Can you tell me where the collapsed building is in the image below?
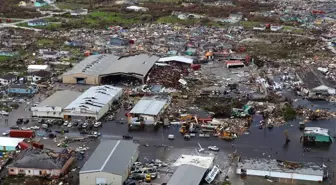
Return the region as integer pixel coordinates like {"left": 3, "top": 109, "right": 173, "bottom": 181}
{"left": 236, "top": 158, "right": 326, "bottom": 182}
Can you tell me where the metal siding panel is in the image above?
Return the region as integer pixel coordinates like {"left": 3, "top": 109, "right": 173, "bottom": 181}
{"left": 292, "top": 173, "right": 323, "bottom": 181}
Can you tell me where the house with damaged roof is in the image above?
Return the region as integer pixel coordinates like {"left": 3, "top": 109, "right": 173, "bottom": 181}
{"left": 296, "top": 68, "right": 335, "bottom": 96}
{"left": 7, "top": 148, "right": 74, "bottom": 178}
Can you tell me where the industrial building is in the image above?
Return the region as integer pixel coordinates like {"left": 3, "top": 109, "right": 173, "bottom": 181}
{"left": 0, "top": 137, "right": 24, "bottom": 151}
{"left": 62, "top": 54, "right": 159, "bottom": 85}
{"left": 167, "top": 164, "right": 207, "bottom": 185}
{"left": 79, "top": 140, "right": 139, "bottom": 185}
{"left": 63, "top": 85, "right": 123, "bottom": 120}
{"left": 31, "top": 90, "right": 81, "bottom": 118}
{"left": 129, "top": 95, "right": 170, "bottom": 125}
{"left": 236, "top": 158, "right": 325, "bottom": 182}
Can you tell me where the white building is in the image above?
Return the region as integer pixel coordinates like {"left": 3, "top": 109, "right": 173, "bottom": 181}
{"left": 31, "top": 90, "right": 81, "bottom": 118}
{"left": 63, "top": 85, "right": 123, "bottom": 120}
{"left": 129, "top": 96, "right": 170, "bottom": 125}
{"left": 27, "top": 65, "right": 50, "bottom": 73}
{"left": 79, "top": 140, "right": 139, "bottom": 185}
{"left": 0, "top": 74, "right": 17, "bottom": 86}
{"left": 236, "top": 158, "right": 325, "bottom": 182}
{"left": 126, "top": 6, "right": 148, "bottom": 12}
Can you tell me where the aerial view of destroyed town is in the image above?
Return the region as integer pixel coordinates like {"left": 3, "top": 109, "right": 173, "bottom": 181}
{"left": 0, "top": 0, "right": 336, "bottom": 185}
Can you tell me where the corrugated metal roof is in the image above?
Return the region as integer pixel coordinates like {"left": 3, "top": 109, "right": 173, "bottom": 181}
{"left": 237, "top": 158, "right": 324, "bottom": 176}
{"left": 167, "top": 165, "right": 207, "bottom": 185}
{"left": 130, "top": 96, "right": 168, "bottom": 116}
{"left": 80, "top": 140, "right": 138, "bottom": 175}
{"left": 63, "top": 54, "right": 159, "bottom": 78}
{"left": 158, "top": 56, "right": 194, "bottom": 64}
{"left": 64, "top": 85, "right": 122, "bottom": 114}
{"left": 38, "top": 90, "right": 81, "bottom": 108}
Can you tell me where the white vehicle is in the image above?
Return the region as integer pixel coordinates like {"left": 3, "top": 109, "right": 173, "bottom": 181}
{"left": 93, "top": 122, "right": 102, "bottom": 128}
{"left": 67, "top": 122, "right": 73, "bottom": 128}
{"left": 31, "top": 126, "right": 40, "bottom": 130}
{"left": 41, "top": 124, "right": 48, "bottom": 129}
{"left": 0, "top": 110, "right": 9, "bottom": 116}
{"left": 168, "top": 134, "right": 175, "bottom": 140}
{"left": 199, "top": 133, "right": 205, "bottom": 137}
{"left": 21, "top": 127, "right": 29, "bottom": 130}
{"left": 2, "top": 130, "right": 9, "bottom": 136}
{"left": 208, "top": 146, "right": 219, "bottom": 151}
{"left": 204, "top": 134, "right": 210, "bottom": 138}
{"left": 82, "top": 123, "right": 88, "bottom": 128}
{"left": 63, "top": 121, "right": 68, "bottom": 126}
{"left": 190, "top": 133, "right": 196, "bottom": 137}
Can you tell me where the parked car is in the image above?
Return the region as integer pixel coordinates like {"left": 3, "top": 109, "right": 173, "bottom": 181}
{"left": 30, "top": 126, "right": 40, "bottom": 130}
{"left": 168, "top": 134, "right": 175, "bottom": 140}
{"left": 123, "top": 135, "right": 133, "bottom": 140}
{"left": 63, "top": 121, "right": 69, "bottom": 126}
{"left": 93, "top": 122, "right": 102, "bottom": 128}
{"left": 0, "top": 110, "right": 9, "bottom": 116}
{"left": 21, "top": 127, "right": 29, "bottom": 130}
{"left": 208, "top": 146, "right": 219, "bottom": 151}
{"left": 2, "top": 130, "right": 10, "bottom": 136}
{"left": 16, "top": 118, "right": 23, "bottom": 124}
{"left": 67, "top": 122, "right": 73, "bottom": 128}
{"left": 82, "top": 123, "right": 88, "bottom": 128}
{"left": 23, "top": 119, "right": 29, "bottom": 124}
{"left": 10, "top": 125, "right": 20, "bottom": 129}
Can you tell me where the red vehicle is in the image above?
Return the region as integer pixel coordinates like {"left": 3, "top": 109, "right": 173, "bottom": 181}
{"left": 32, "top": 142, "right": 44, "bottom": 149}
{"left": 9, "top": 130, "right": 35, "bottom": 138}
{"left": 6, "top": 19, "right": 11, "bottom": 23}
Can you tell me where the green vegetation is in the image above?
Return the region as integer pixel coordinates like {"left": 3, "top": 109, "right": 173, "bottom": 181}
{"left": 240, "top": 21, "right": 261, "bottom": 28}
{"left": 282, "top": 105, "right": 297, "bottom": 121}
{"left": 0, "top": 56, "right": 11, "bottom": 62}
{"left": 37, "top": 38, "right": 55, "bottom": 46}
{"left": 16, "top": 22, "right": 61, "bottom": 30}
{"left": 56, "top": 2, "right": 88, "bottom": 9}
{"left": 283, "top": 26, "right": 305, "bottom": 34}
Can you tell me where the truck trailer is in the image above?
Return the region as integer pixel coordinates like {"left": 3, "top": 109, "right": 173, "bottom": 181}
{"left": 9, "top": 130, "right": 35, "bottom": 138}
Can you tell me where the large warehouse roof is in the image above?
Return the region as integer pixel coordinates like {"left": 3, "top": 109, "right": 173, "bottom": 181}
{"left": 63, "top": 54, "right": 159, "bottom": 78}
{"left": 38, "top": 90, "right": 81, "bottom": 108}
{"left": 80, "top": 140, "right": 138, "bottom": 175}
{"left": 64, "top": 85, "right": 122, "bottom": 113}
{"left": 167, "top": 165, "right": 207, "bottom": 185}
{"left": 130, "top": 96, "right": 169, "bottom": 116}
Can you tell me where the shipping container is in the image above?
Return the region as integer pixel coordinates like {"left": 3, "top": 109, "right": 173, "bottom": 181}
{"left": 18, "top": 141, "right": 30, "bottom": 150}
{"left": 9, "top": 130, "right": 35, "bottom": 138}
{"left": 32, "top": 142, "right": 44, "bottom": 149}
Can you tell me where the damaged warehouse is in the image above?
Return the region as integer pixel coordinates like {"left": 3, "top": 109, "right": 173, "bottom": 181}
{"left": 63, "top": 85, "right": 123, "bottom": 120}
{"left": 62, "top": 54, "right": 159, "bottom": 85}
{"left": 128, "top": 95, "right": 171, "bottom": 130}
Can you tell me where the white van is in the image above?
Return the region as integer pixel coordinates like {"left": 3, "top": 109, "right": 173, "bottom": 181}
{"left": 42, "top": 124, "right": 48, "bottom": 129}
{"left": 168, "top": 134, "right": 175, "bottom": 140}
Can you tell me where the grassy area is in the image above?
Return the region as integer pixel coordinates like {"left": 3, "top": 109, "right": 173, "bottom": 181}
{"left": 37, "top": 38, "right": 55, "bottom": 45}
{"left": 240, "top": 21, "right": 261, "bottom": 28}
{"left": 156, "top": 16, "right": 223, "bottom": 27}
{"left": 282, "top": 25, "right": 305, "bottom": 34}
{"left": 0, "top": 56, "right": 12, "bottom": 62}
{"left": 56, "top": 2, "right": 89, "bottom": 9}
{"left": 16, "top": 22, "right": 61, "bottom": 30}
{"left": 89, "top": 11, "right": 142, "bottom": 24}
